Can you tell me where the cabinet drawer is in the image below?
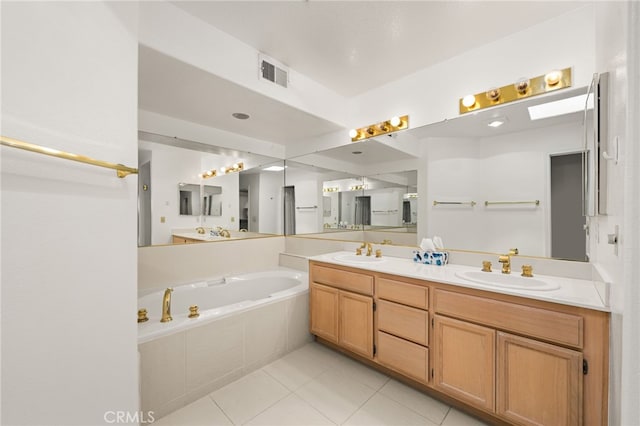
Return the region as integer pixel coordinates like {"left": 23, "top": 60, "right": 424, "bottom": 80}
{"left": 378, "top": 277, "right": 428, "bottom": 309}
{"left": 311, "top": 264, "right": 373, "bottom": 296}
{"left": 377, "top": 300, "right": 428, "bottom": 345}
{"left": 377, "top": 331, "right": 429, "bottom": 383}
{"left": 434, "top": 289, "right": 583, "bottom": 348}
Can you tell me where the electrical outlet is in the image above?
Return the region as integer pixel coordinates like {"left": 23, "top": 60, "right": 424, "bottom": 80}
{"left": 231, "top": 217, "right": 235, "bottom": 222}
{"left": 160, "top": 216, "right": 166, "bottom": 223}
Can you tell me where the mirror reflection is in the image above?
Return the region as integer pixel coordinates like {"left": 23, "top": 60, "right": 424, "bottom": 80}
{"left": 138, "top": 131, "right": 284, "bottom": 246}
{"left": 409, "top": 86, "right": 591, "bottom": 261}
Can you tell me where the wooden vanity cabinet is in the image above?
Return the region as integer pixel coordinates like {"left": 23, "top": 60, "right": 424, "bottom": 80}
{"left": 308, "top": 261, "right": 609, "bottom": 426}
{"left": 309, "top": 263, "right": 374, "bottom": 358}
{"left": 375, "top": 276, "right": 430, "bottom": 383}
{"left": 433, "top": 315, "right": 495, "bottom": 411}
{"left": 172, "top": 235, "right": 202, "bottom": 244}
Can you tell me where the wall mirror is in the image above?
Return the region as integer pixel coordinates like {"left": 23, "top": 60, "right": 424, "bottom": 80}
{"left": 410, "top": 85, "right": 593, "bottom": 261}
{"left": 138, "top": 131, "right": 284, "bottom": 246}
{"left": 285, "top": 139, "right": 419, "bottom": 244}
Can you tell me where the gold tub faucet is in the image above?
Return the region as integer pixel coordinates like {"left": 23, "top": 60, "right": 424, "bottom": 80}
{"left": 161, "top": 288, "right": 173, "bottom": 323}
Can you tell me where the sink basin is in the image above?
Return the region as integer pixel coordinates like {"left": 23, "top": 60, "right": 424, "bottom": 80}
{"left": 455, "top": 270, "right": 560, "bottom": 291}
{"left": 333, "top": 254, "right": 385, "bottom": 264}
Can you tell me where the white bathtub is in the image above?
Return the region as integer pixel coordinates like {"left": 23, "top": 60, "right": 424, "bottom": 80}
{"left": 138, "top": 267, "right": 312, "bottom": 418}
{"left": 138, "top": 268, "right": 308, "bottom": 344}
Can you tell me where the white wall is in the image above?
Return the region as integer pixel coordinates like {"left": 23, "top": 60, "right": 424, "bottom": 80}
{"left": 349, "top": 5, "right": 596, "bottom": 130}
{"left": 258, "top": 171, "right": 284, "bottom": 234}
{"left": 592, "top": 2, "right": 640, "bottom": 424}
{"left": 424, "top": 121, "right": 583, "bottom": 256}
{"left": 1, "top": 2, "right": 139, "bottom": 424}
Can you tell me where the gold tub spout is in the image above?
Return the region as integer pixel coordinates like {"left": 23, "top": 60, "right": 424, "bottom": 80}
{"left": 161, "top": 288, "right": 173, "bottom": 323}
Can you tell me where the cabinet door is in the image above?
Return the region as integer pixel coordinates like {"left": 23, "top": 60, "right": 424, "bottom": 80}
{"left": 310, "top": 283, "right": 339, "bottom": 343}
{"left": 339, "top": 291, "right": 373, "bottom": 358}
{"left": 497, "top": 332, "right": 583, "bottom": 426}
{"left": 434, "top": 315, "right": 495, "bottom": 411}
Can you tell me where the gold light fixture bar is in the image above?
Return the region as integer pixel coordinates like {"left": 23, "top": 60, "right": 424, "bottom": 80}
{"left": 200, "top": 162, "right": 244, "bottom": 179}
{"left": 350, "top": 115, "right": 409, "bottom": 142}
{"left": 323, "top": 187, "right": 339, "bottom": 192}
{"left": 459, "top": 68, "right": 572, "bottom": 114}
{"left": 0, "top": 135, "right": 138, "bottom": 178}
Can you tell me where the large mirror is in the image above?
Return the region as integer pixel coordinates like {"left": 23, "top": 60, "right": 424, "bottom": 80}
{"left": 138, "top": 131, "right": 284, "bottom": 246}
{"left": 285, "top": 139, "right": 419, "bottom": 244}
{"left": 410, "top": 85, "right": 592, "bottom": 261}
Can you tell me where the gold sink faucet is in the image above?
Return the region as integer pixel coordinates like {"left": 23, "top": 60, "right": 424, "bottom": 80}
{"left": 498, "top": 248, "right": 518, "bottom": 274}
{"left": 358, "top": 242, "right": 373, "bottom": 256}
{"left": 160, "top": 288, "right": 173, "bottom": 323}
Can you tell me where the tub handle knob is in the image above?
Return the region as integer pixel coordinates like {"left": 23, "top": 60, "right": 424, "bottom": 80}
{"left": 137, "top": 309, "right": 149, "bottom": 323}
{"left": 188, "top": 305, "right": 200, "bottom": 319}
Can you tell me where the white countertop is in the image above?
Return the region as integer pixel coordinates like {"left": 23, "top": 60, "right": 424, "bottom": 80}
{"left": 309, "top": 251, "right": 609, "bottom": 312}
{"left": 172, "top": 232, "right": 236, "bottom": 242}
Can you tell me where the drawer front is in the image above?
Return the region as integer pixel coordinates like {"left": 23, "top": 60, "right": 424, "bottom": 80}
{"left": 311, "top": 264, "right": 374, "bottom": 296}
{"left": 378, "top": 277, "right": 428, "bottom": 309}
{"left": 377, "top": 300, "right": 428, "bottom": 345}
{"left": 434, "top": 289, "right": 583, "bottom": 348}
{"left": 377, "top": 331, "right": 429, "bottom": 383}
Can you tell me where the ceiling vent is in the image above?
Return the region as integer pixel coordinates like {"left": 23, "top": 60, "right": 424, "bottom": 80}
{"left": 259, "top": 54, "right": 288, "bottom": 88}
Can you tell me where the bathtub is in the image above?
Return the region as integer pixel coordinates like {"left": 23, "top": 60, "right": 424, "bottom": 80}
{"left": 138, "top": 267, "right": 312, "bottom": 419}
{"left": 138, "top": 268, "right": 308, "bottom": 344}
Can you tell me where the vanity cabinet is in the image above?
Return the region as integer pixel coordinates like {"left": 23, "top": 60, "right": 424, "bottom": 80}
{"left": 375, "top": 276, "right": 430, "bottom": 383}
{"left": 309, "top": 264, "right": 374, "bottom": 358}
{"left": 308, "top": 261, "right": 609, "bottom": 426}
{"left": 171, "top": 235, "right": 202, "bottom": 244}
{"left": 434, "top": 288, "right": 586, "bottom": 426}
{"left": 433, "top": 315, "right": 495, "bottom": 411}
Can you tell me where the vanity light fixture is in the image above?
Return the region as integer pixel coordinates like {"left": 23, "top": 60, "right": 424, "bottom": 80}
{"left": 349, "top": 115, "right": 409, "bottom": 142}
{"left": 459, "top": 67, "right": 572, "bottom": 114}
{"left": 199, "top": 169, "right": 218, "bottom": 179}
{"left": 349, "top": 184, "right": 365, "bottom": 191}
{"left": 323, "top": 187, "right": 339, "bottom": 192}
{"left": 221, "top": 162, "right": 244, "bottom": 174}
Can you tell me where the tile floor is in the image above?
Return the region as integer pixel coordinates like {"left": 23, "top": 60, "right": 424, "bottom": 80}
{"left": 154, "top": 342, "right": 489, "bottom": 426}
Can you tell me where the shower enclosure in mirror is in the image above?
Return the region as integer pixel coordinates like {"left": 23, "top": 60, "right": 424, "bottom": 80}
{"left": 138, "top": 131, "right": 284, "bottom": 246}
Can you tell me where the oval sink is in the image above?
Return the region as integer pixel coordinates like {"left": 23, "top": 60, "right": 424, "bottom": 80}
{"left": 333, "top": 254, "right": 385, "bottom": 264}
{"left": 455, "top": 270, "right": 560, "bottom": 291}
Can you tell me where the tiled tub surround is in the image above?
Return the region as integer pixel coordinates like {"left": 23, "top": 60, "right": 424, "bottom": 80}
{"left": 139, "top": 268, "right": 312, "bottom": 419}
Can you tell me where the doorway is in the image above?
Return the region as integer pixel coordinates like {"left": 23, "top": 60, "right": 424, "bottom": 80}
{"left": 550, "top": 153, "right": 587, "bottom": 261}
{"left": 284, "top": 186, "right": 296, "bottom": 235}
{"left": 138, "top": 161, "right": 151, "bottom": 246}
{"left": 355, "top": 196, "right": 371, "bottom": 226}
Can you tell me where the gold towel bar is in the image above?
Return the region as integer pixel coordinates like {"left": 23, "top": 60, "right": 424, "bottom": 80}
{"left": 1, "top": 135, "right": 138, "bottom": 178}
{"left": 433, "top": 200, "right": 477, "bottom": 206}
{"left": 484, "top": 200, "right": 540, "bottom": 206}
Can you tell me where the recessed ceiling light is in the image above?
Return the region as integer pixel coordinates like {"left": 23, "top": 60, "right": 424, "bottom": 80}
{"left": 487, "top": 118, "right": 506, "bottom": 128}
{"left": 352, "top": 151, "right": 362, "bottom": 155}
{"left": 232, "top": 112, "right": 250, "bottom": 120}
{"left": 528, "top": 94, "right": 593, "bottom": 121}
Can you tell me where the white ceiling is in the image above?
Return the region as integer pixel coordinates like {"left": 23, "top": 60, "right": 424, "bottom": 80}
{"left": 170, "top": 1, "right": 587, "bottom": 97}
{"left": 140, "top": 1, "right": 589, "bottom": 152}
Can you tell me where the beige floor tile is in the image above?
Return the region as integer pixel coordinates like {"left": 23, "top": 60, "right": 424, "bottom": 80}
{"left": 442, "top": 408, "right": 490, "bottom": 426}
{"left": 210, "top": 370, "right": 289, "bottom": 425}
{"left": 379, "top": 379, "right": 450, "bottom": 424}
{"left": 153, "top": 396, "right": 232, "bottom": 426}
{"left": 344, "top": 393, "right": 438, "bottom": 426}
{"left": 295, "top": 369, "right": 377, "bottom": 424}
{"left": 262, "top": 344, "right": 331, "bottom": 391}
{"left": 245, "top": 393, "right": 335, "bottom": 425}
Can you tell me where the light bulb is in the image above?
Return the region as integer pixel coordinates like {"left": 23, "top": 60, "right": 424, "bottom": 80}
{"left": 544, "top": 70, "right": 562, "bottom": 86}
{"left": 348, "top": 129, "right": 358, "bottom": 139}
{"left": 389, "top": 116, "right": 401, "bottom": 127}
{"left": 233, "top": 163, "right": 239, "bottom": 169}
{"left": 514, "top": 77, "right": 530, "bottom": 94}
{"left": 462, "top": 95, "right": 476, "bottom": 108}
{"left": 486, "top": 87, "right": 501, "bottom": 102}
{"left": 220, "top": 167, "right": 226, "bottom": 173}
